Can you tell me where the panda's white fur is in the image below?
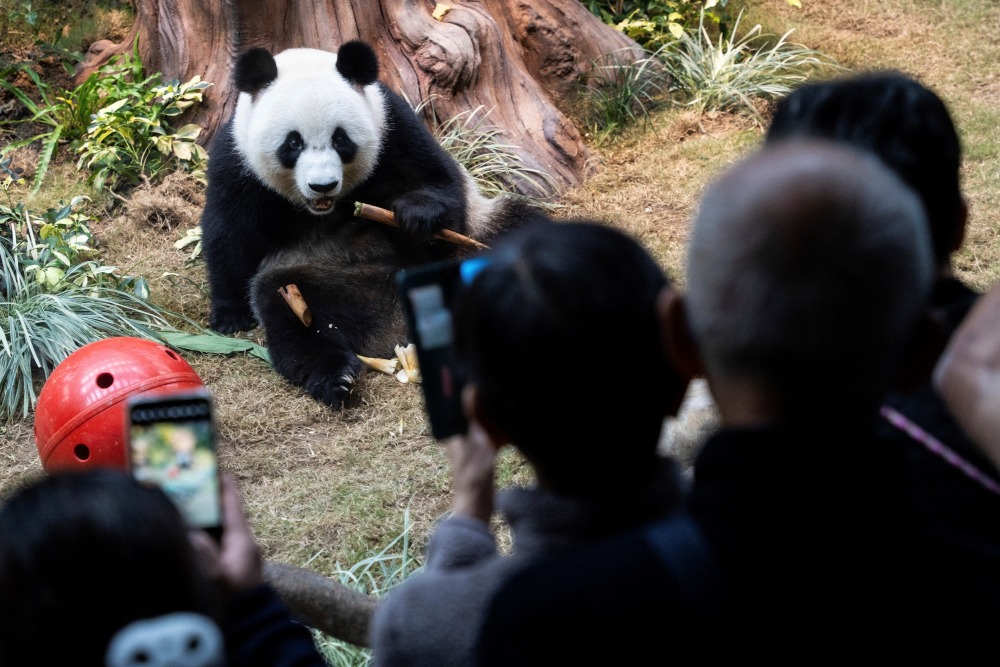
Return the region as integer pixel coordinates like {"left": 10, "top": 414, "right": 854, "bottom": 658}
{"left": 231, "top": 48, "right": 387, "bottom": 215}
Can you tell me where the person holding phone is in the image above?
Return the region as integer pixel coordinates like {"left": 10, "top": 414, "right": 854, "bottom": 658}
{"left": 0, "top": 468, "right": 328, "bottom": 667}
{"left": 368, "top": 220, "right": 692, "bottom": 666}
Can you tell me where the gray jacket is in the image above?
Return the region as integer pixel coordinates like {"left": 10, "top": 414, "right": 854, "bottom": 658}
{"left": 368, "top": 458, "right": 684, "bottom": 666}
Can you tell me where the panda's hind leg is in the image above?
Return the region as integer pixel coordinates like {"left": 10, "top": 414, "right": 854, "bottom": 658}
{"left": 250, "top": 253, "right": 401, "bottom": 409}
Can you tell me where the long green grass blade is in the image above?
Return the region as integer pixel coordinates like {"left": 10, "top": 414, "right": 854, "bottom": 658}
{"left": 29, "top": 124, "right": 62, "bottom": 196}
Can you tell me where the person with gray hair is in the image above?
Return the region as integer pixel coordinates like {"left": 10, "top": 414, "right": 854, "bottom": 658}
{"left": 683, "top": 138, "right": 934, "bottom": 426}
{"left": 475, "top": 139, "right": 938, "bottom": 662}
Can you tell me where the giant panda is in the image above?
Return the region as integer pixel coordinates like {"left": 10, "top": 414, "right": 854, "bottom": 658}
{"left": 199, "top": 40, "right": 548, "bottom": 408}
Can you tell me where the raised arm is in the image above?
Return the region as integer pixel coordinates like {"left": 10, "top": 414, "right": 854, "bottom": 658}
{"left": 934, "top": 280, "right": 1000, "bottom": 468}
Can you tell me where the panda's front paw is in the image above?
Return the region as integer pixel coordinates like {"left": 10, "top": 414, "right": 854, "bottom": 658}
{"left": 393, "top": 195, "right": 463, "bottom": 239}
{"left": 209, "top": 305, "right": 257, "bottom": 334}
{"left": 301, "top": 354, "right": 364, "bottom": 409}
{"left": 304, "top": 371, "right": 356, "bottom": 409}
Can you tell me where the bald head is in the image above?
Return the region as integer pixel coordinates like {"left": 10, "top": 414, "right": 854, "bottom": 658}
{"left": 685, "top": 139, "right": 934, "bottom": 422}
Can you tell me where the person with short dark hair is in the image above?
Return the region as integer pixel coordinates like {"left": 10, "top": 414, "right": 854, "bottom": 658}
{"left": 367, "top": 220, "right": 691, "bottom": 666}
{"left": 766, "top": 70, "right": 965, "bottom": 272}
{"left": 766, "top": 70, "right": 1000, "bottom": 614}
{"left": 475, "top": 139, "right": 936, "bottom": 662}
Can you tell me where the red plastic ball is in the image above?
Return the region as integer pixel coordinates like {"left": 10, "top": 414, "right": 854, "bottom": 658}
{"left": 33, "top": 337, "right": 205, "bottom": 472}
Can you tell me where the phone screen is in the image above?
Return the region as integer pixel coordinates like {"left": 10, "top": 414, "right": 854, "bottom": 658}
{"left": 127, "top": 391, "right": 222, "bottom": 539}
{"left": 397, "top": 259, "right": 468, "bottom": 440}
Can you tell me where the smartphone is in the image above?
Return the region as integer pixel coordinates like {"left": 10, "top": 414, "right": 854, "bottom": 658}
{"left": 126, "top": 389, "right": 223, "bottom": 540}
{"left": 396, "top": 258, "right": 469, "bottom": 440}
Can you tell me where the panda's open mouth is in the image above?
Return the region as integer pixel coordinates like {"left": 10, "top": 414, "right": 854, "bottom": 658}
{"left": 308, "top": 197, "right": 335, "bottom": 214}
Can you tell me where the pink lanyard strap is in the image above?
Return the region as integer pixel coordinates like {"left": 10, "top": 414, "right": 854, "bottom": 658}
{"left": 880, "top": 404, "right": 1000, "bottom": 497}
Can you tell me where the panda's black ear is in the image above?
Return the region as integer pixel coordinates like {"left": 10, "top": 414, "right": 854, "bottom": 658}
{"left": 336, "top": 40, "right": 379, "bottom": 88}
{"left": 234, "top": 48, "right": 279, "bottom": 96}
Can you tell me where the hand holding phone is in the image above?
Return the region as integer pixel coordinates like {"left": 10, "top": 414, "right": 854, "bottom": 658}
{"left": 187, "top": 474, "right": 263, "bottom": 592}
{"left": 127, "top": 390, "right": 223, "bottom": 541}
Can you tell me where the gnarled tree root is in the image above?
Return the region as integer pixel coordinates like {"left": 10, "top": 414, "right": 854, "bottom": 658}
{"left": 264, "top": 560, "right": 379, "bottom": 648}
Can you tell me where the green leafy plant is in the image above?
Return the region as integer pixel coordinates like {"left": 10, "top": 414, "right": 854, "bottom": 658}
{"left": 0, "top": 195, "right": 121, "bottom": 291}
{"left": 0, "top": 63, "right": 74, "bottom": 197}
{"left": 0, "top": 41, "right": 143, "bottom": 196}
{"left": 585, "top": 1, "right": 736, "bottom": 49}
{"left": 3, "top": 0, "right": 86, "bottom": 65}
{"left": 576, "top": 48, "right": 671, "bottom": 145}
{"left": 0, "top": 34, "right": 210, "bottom": 195}
{"left": 0, "top": 228, "right": 178, "bottom": 420}
{"left": 0, "top": 5, "right": 125, "bottom": 194}
{"left": 586, "top": 1, "right": 806, "bottom": 49}
{"left": 75, "top": 57, "right": 211, "bottom": 193}
{"left": 0, "top": 195, "right": 265, "bottom": 420}
{"left": 657, "top": 7, "right": 842, "bottom": 118}
{"left": 5, "top": 1, "right": 40, "bottom": 39}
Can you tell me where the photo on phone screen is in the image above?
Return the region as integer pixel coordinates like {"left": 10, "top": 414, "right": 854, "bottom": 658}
{"left": 127, "top": 391, "right": 222, "bottom": 539}
{"left": 396, "top": 259, "right": 468, "bottom": 440}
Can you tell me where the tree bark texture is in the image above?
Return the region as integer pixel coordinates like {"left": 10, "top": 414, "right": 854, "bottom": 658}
{"left": 76, "top": 0, "right": 646, "bottom": 195}
{"left": 264, "top": 560, "right": 379, "bottom": 647}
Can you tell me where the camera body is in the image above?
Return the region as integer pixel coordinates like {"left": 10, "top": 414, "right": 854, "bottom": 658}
{"left": 126, "top": 389, "right": 223, "bottom": 540}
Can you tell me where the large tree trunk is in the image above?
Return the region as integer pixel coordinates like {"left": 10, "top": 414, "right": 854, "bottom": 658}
{"left": 76, "top": 0, "right": 646, "bottom": 196}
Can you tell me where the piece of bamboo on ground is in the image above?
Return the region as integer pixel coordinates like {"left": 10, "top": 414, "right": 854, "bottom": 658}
{"left": 353, "top": 201, "right": 489, "bottom": 250}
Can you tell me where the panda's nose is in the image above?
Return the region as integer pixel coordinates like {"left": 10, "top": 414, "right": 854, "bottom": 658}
{"left": 309, "top": 180, "right": 340, "bottom": 194}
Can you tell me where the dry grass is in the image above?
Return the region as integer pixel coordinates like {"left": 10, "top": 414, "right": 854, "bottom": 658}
{"left": 3, "top": 0, "right": 1000, "bottom": 579}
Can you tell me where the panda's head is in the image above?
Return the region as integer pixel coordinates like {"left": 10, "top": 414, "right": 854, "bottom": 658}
{"left": 230, "top": 41, "right": 386, "bottom": 215}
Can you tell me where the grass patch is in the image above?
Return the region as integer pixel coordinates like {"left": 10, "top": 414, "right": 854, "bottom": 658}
{"left": 311, "top": 511, "right": 420, "bottom": 665}
{"left": 574, "top": 47, "right": 671, "bottom": 145}
{"left": 432, "top": 105, "right": 560, "bottom": 201}
{"left": 658, "top": 7, "right": 844, "bottom": 119}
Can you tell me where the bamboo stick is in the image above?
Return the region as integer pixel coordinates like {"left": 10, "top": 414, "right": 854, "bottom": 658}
{"left": 353, "top": 202, "right": 489, "bottom": 250}
{"left": 278, "top": 284, "right": 312, "bottom": 327}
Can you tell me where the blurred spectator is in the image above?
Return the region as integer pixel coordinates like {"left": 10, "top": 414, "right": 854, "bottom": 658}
{"left": 368, "top": 220, "right": 691, "bottom": 666}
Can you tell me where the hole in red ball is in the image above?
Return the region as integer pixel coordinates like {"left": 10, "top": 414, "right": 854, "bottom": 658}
{"left": 165, "top": 349, "right": 179, "bottom": 360}
{"left": 96, "top": 372, "right": 113, "bottom": 388}
{"left": 73, "top": 443, "right": 91, "bottom": 461}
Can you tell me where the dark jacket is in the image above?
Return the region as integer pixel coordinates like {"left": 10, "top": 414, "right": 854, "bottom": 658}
{"left": 476, "top": 426, "right": 916, "bottom": 663}
{"left": 877, "top": 277, "right": 1000, "bottom": 614}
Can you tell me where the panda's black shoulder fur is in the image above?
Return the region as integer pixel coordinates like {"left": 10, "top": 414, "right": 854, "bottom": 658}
{"left": 347, "top": 84, "right": 469, "bottom": 215}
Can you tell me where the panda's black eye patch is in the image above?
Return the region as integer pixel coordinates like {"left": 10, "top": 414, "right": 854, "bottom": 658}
{"left": 278, "top": 131, "right": 304, "bottom": 168}
{"left": 332, "top": 128, "right": 357, "bottom": 164}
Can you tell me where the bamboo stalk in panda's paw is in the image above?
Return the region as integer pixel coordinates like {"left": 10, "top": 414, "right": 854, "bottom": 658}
{"left": 353, "top": 202, "right": 490, "bottom": 250}
{"left": 278, "top": 283, "right": 312, "bottom": 327}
